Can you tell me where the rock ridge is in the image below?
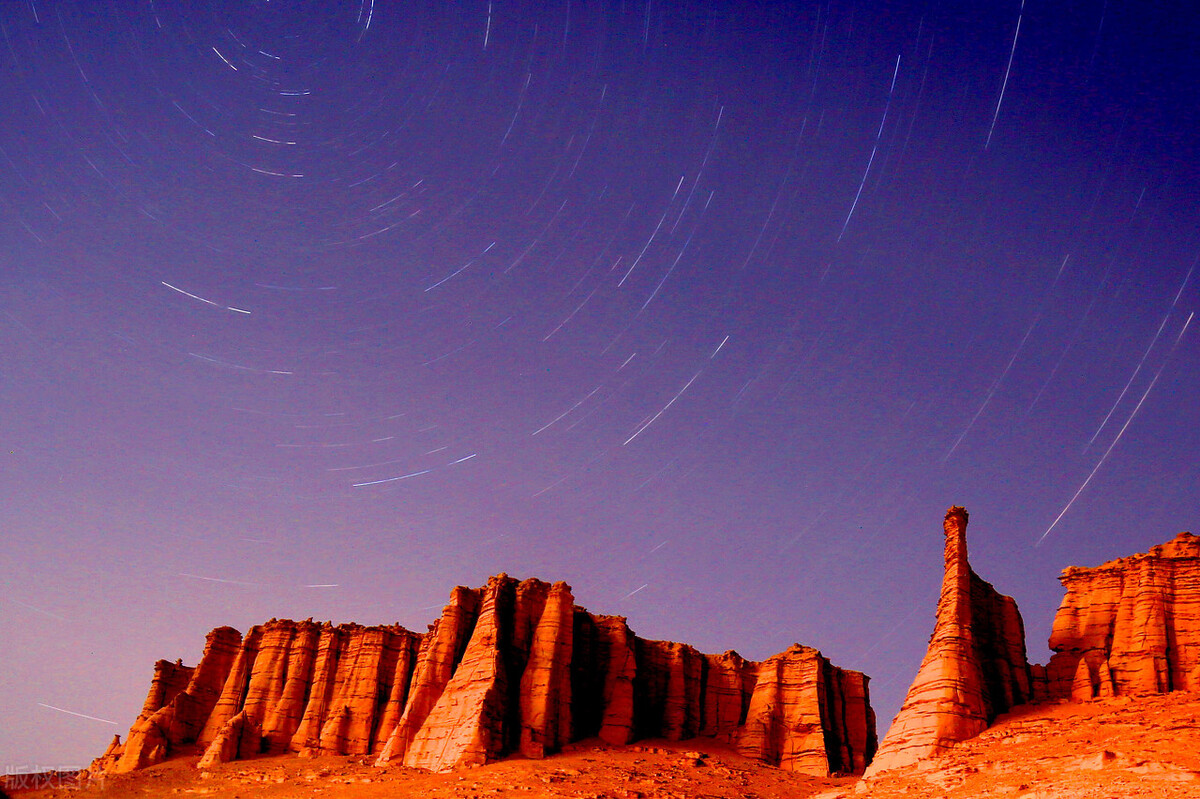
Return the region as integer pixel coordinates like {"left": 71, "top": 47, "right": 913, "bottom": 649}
{"left": 1038, "top": 530, "right": 1200, "bottom": 700}
{"left": 90, "top": 574, "right": 876, "bottom": 777}
{"left": 867, "top": 511, "right": 1199, "bottom": 779}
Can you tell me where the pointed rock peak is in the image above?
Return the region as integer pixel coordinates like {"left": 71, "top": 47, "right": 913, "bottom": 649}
{"left": 864, "top": 506, "right": 1030, "bottom": 778}
{"left": 942, "top": 506, "right": 970, "bottom": 565}
{"left": 944, "top": 505, "right": 968, "bottom": 530}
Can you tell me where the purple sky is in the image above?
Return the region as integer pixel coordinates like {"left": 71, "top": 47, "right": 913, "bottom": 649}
{"left": 2, "top": 0, "right": 1197, "bottom": 770}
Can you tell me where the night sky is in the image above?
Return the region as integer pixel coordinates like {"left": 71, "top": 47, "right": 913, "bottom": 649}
{"left": 3, "top": 0, "right": 1198, "bottom": 770}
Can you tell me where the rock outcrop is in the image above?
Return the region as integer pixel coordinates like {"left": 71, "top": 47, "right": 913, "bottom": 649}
{"left": 864, "top": 507, "right": 1031, "bottom": 777}
{"left": 91, "top": 575, "right": 875, "bottom": 777}
{"left": 739, "top": 644, "right": 876, "bottom": 774}
{"left": 865, "top": 511, "right": 1200, "bottom": 779}
{"left": 519, "top": 581, "right": 575, "bottom": 758}
{"left": 1039, "top": 531, "right": 1200, "bottom": 699}
{"left": 87, "top": 626, "right": 243, "bottom": 774}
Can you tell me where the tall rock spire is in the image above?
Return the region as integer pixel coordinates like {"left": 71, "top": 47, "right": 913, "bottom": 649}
{"left": 864, "top": 507, "right": 1030, "bottom": 777}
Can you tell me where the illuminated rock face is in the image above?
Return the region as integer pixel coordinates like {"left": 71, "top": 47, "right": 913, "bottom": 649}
{"left": 1041, "top": 532, "right": 1200, "bottom": 700}
{"left": 739, "top": 645, "right": 876, "bottom": 775}
{"left": 864, "top": 513, "right": 1200, "bottom": 779}
{"left": 91, "top": 626, "right": 242, "bottom": 774}
{"left": 90, "top": 575, "right": 876, "bottom": 777}
{"left": 864, "top": 507, "right": 1032, "bottom": 777}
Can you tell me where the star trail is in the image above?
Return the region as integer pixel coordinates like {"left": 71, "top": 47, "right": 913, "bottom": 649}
{"left": 2, "top": 0, "right": 1198, "bottom": 768}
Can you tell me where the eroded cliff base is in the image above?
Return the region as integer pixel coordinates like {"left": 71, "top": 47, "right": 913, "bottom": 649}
{"left": 12, "top": 694, "right": 1200, "bottom": 799}
{"left": 851, "top": 692, "right": 1200, "bottom": 799}
{"left": 867, "top": 512, "right": 1200, "bottom": 780}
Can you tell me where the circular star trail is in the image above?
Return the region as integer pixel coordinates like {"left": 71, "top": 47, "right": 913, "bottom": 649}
{"left": 2, "top": 0, "right": 1197, "bottom": 766}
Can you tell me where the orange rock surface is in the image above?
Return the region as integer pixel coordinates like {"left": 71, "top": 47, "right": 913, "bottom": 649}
{"left": 519, "top": 581, "right": 575, "bottom": 759}
{"left": 739, "top": 644, "right": 876, "bottom": 775}
{"left": 16, "top": 694, "right": 1200, "bottom": 799}
{"left": 864, "top": 507, "right": 1031, "bottom": 776}
{"left": 90, "top": 574, "right": 875, "bottom": 777}
{"left": 866, "top": 514, "right": 1200, "bottom": 780}
{"left": 373, "top": 586, "right": 482, "bottom": 766}
{"left": 398, "top": 575, "right": 513, "bottom": 771}
{"left": 89, "top": 626, "right": 242, "bottom": 774}
{"left": 1042, "top": 531, "right": 1200, "bottom": 699}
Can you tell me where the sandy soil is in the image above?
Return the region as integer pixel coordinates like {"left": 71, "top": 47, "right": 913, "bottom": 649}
{"left": 8, "top": 694, "right": 1199, "bottom": 799}
{"left": 5, "top": 738, "right": 851, "bottom": 799}
{"left": 854, "top": 692, "right": 1200, "bottom": 799}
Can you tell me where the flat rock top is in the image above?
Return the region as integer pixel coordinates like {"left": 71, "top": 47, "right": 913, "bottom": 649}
{"left": 1072, "top": 531, "right": 1200, "bottom": 574}
{"left": 11, "top": 694, "right": 1200, "bottom": 799}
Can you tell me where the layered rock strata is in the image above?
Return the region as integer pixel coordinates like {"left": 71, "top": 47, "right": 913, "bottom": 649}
{"left": 1038, "top": 531, "right": 1200, "bottom": 699}
{"left": 864, "top": 507, "right": 1031, "bottom": 777}
{"left": 91, "top": 575, "right": 875, "bottom": 777}
{"left": 865, "top": 512, "right": 1200, "bottom": 778}
{"left": 740, "top": 645, "right": 876, "bottom": 775}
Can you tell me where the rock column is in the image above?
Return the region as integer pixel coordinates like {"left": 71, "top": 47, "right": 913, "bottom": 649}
{"left": 864, "top": 507, "right": 1030, "bottom": 776}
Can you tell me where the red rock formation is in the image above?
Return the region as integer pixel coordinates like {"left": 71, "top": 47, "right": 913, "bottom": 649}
{"left": 856, "top": 514, "right": 1200, "bottom": 780}
{"left": 240, "top": 621, "right": 291, "bottom": 726}
{"left": 197, "top": 709, "right": 259, "bottom": 769}
{"left": 138, "top": 659, "right": 193, "bottom": 719}
{"left": 373, "top": 586, "right": 481, "bottom": 765}
{"left": 591, "top": 614, "right": 638, "bottom": 746}
{"left": 95, "top": 626, "right": 242, "bottom": 774}
{"left": 370, "top": 630, "right": 422, "bottom": 753}
{"left": 519, "top": 581, "right": 574, "bottom": 758}
{"left": 633, "top": 639, "right": 705, "bottom": 741}
{"left": 836, "top": 668, "right": 876, "bottom": 774}
{"left": 738, "top": 644, "right": 876, "bottom": 776}
{"left": 197, "top": 626, "right": 262, "bottom": 748}
{"left": 290, "top": 623, "right": 341, "bottom": 753}
{"left": 400, "top": 575, "right": 514, "bottom": 770}
{"left": 259, "top": 620, "right": 319, "bottom": 752}
{"left": 864, "top": 507, "right": 1031, "bottom": 777}
{"left": 1043, "top": 531, "right": 1200, "bottom": 698}
{"left": 95, "top": 575, "right": 875, "bottom": 777}
{"left": 700, "top": 651, "right": 755, "bottom": 742}
{"left": 316, "top": 625, "right": 403, "bottom": 756}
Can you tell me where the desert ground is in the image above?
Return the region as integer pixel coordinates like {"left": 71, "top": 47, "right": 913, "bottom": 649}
{"left": 7, "top": 693, "right": 1199, "bottom": 799}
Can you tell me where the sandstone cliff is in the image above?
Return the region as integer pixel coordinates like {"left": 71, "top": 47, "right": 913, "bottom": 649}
{"left": 739, "top": 644, "right": 875, "bottom": 774}
{"left": 1040, "top": 531, "right": 1200, "bottom": 699}
{"left": 864, "top": 507, "right": 1031, "bottom": 777}
{"left": 865, "top": 512, "right": 1200, "bottom": 779}
{"left": 91, "top": 575, "right": 875, "bottom": 777}
{"left": 88, "top": 626, "right": 243, "bottom": 774}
